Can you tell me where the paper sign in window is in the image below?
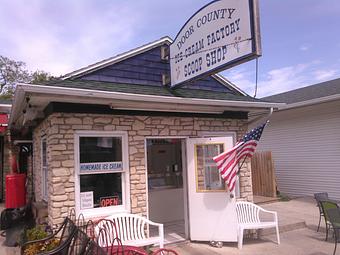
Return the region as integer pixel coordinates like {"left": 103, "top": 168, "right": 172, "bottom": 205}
{"left": 80, "top": 191, "right": 94, "bottom": 209}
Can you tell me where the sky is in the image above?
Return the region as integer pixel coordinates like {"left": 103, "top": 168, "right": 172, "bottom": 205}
{"left": 1, "top": 0, "right": 340, "bottom": 97}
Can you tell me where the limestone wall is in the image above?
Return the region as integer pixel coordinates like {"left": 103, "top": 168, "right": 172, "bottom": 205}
{"left": 32, "top": 112, "right": 253, "bottom": 226}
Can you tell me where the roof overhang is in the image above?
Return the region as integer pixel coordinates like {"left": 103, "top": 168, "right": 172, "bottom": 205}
{"left": 274, "top": 93, "right": 340, "bottom": 111}
{"left": 10, "top": 83, "right": 284, "bottom": 129}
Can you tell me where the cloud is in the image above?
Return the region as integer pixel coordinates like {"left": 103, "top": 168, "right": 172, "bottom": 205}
{"left": 0, "top": 0, "right": 142, "bottom": 75}
{"left": 224, "top": 61, "right": 340, "bottom": 98}
{"left": 299, "top": 45, "right": 310, "bottom": 51}
{"left": 224, "top": 68, "right": 255, "bottom": 95}
{"left": 313, "top": 69, "right": 338, "bottom": 81}
{"left": 257, "top": 64, "right": 312, "bottom": 97}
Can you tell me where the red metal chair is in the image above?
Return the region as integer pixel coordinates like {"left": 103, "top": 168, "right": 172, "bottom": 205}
{"left": 152, "top": 248, "right": 179, "bottom": 255}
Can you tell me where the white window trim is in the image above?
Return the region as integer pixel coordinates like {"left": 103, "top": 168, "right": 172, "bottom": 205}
{"left": 41, "top": 137, "right": 48, "bottom": 202}
{"left": 74, "top": 131, "right": 130, "bottom": 218}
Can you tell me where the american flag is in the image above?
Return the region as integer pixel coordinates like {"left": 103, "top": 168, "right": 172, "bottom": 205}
{"left": 213, "top": 122, "right": 267, "bottom": 192}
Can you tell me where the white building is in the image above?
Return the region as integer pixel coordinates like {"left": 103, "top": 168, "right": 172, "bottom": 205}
{"left": 258, "top": 78, "right": 340, "bottom": 200}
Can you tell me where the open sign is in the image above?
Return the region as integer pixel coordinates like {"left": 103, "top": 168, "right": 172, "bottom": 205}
{"left": 100, "top": 196, "right": 120, "bottom": 207}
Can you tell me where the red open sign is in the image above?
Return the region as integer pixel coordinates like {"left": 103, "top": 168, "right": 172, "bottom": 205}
{"left": 100, "top": 196, "right": 119, "bottom": 207}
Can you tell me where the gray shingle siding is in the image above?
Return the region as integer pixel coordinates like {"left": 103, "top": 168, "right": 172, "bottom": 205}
{"left": 78, "top": 45, "right": 234, "bottom": 93}
{"left": 262, "top": 78, "right": 340, "bottom": 104}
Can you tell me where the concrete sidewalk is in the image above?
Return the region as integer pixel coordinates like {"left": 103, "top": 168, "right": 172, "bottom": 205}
{"left": 166, "top": 196, "right": 335, "bottom": 255}
{"left": 1, "top": 197, "right": 336, "bottom": 255}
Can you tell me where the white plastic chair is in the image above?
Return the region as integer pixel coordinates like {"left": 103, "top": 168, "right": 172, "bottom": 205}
{"left": 235, "top": 201, "right": 280, "bottom": 249}
{"left": 96, "top": 213, "right": 164, "bottom": 248}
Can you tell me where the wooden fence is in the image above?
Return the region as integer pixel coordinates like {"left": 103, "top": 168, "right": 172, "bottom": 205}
{"left": 251, "top": 151, "right": 277, "bottom": 197}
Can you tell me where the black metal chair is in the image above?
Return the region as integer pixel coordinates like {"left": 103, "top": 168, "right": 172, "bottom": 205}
{"left": 325, "top": 208, "right": 340, "bottom": 255}
{"left": 314, "top": 192, "right": 329, "bottom": 231}
{"left": 21, "top": 217, "right": 77, "bottom": 255}
{"left": 319, "top": 199, "right": 339, "bottom": 241}
{"left": 69, "top": 229, "right": 91, "bottom": 255}
{"left": 84, "top": 240, "right": 108, "bottom": 255}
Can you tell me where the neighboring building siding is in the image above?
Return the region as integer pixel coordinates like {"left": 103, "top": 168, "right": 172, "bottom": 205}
{"left": 33, "top": 112, "right": 252, "bottom": 226}
{"left": 257, "top": 100, "right": 340, "bottom": 200}
{"left": 79, "top": 46, "right": 234, "bottom": 93}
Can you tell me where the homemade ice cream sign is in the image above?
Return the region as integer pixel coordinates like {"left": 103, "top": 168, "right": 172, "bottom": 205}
{"left": 170, "top": 0, "right": 261, "bottom": 88}
{"left": 80, "top": 161, "right": 122, "bottom": 172}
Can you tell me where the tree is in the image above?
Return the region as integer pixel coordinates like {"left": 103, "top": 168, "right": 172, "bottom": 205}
{"left": 31, "top": 70, "right": 53, "bottom": 84}
{"left": 0, "top": 55, "right": 30, "bottom": 97}
{"left": 0, "top": 55, "right": 53, "bottom": 99}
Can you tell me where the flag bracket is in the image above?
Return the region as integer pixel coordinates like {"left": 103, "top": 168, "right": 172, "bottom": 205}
{"left": 247, "top": 107, "right": 273, "bottom": 126}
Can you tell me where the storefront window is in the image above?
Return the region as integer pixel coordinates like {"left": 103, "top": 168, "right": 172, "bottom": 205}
{"left": 76, "top": 132, "right": 129, "bottom": 216}
{"left": 41, "top": 138, "right": 48, "bottom": 201}
{"left": 80, "top": 173, "right": 122, "bottom": 208}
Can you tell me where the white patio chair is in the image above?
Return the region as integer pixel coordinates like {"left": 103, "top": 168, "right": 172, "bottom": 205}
{"left": 235, "top": 201, "right": 280, "bottom": 249}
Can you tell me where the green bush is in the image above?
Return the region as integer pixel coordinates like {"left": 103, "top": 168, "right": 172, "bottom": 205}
{"left": 22, "top": 226, "right": 59, "bottom": 255}
{"left": 25, "top": 226, "right": 49, "bottom": 241}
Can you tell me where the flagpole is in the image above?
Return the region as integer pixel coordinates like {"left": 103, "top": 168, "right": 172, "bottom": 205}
{"left": 238, "top": 156, "right": 248, "bottom": 172}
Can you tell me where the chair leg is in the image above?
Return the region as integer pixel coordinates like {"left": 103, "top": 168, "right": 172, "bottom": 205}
{"left": 276, "top": 225, "right": 280, "bottom": 245}
{"left": 317, "top": 214, "right": 321, "bottom": 232}
{"left": 326, "top": 223, "right": 329, "bottom": 241}
{"left": 238, "top": 228, "right": 244, "bottom": 249}
{"left": 333, "top": 240, "right": 337, "bottom": 255}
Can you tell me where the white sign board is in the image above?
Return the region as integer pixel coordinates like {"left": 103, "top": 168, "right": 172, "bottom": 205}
{"left": 80, "top": 161, "right": 122, "bottom": 172}
{"left": 170, "top": 0, "right": 261, "bottom": 88}
{"left": 80, "top": 191, "right": 94, "bottom": 209}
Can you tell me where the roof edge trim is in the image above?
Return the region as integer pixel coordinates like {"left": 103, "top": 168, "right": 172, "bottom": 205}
{"left": 17, "top": 83, "right": 284, "bottom": 109}
{"left": 62, "top": 36, "right": 173, "bottom": 80}
{"left": 279, "top": 93, "right": 340, "bottom": 111}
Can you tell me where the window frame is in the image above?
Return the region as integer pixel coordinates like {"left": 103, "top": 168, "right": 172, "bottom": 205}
{"left": 41, "top": 137, "right": 48, "bottom": 201}
{"left": 74, "top": 131, "right": 130, "bottom": 218}
{"left": 194, "top": 131, "right": 240, "bottom": 198}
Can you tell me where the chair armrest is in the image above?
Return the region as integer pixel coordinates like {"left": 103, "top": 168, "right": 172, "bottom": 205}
{"left": 143, "top": 218, "right": 163, "bottom": 228}
{"left": 259, "top": 208, "right": 278, "bottom": 222}
{"left": 143, "top": 218, "right": 164, "bottom": 243}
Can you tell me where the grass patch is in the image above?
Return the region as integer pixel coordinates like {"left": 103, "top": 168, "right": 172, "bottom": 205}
{"left": 277, "top": 192, "right": 291, "bottom": 201}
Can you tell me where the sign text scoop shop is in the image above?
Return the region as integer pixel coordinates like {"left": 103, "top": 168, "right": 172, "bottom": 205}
{"left": 183, "top": 45, "right": 228, "bottom": 78}
{"left": 174, "top": 17, "right": 241, "bottom": 79}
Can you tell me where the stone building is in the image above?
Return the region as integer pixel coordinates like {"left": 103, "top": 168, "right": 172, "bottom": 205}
{"left": 9, "top": 37, "right": 279, "bottom": 242}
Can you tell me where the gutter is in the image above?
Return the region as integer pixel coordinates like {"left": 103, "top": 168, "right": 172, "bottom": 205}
{"left": 17, "top": 83, "right": 284, "bottom": 108}
{"left": 10, "top": 83, "right": 285, "bottom": 128}
{"left": 278, "top": 94, "right": 340, "bottom": 111}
